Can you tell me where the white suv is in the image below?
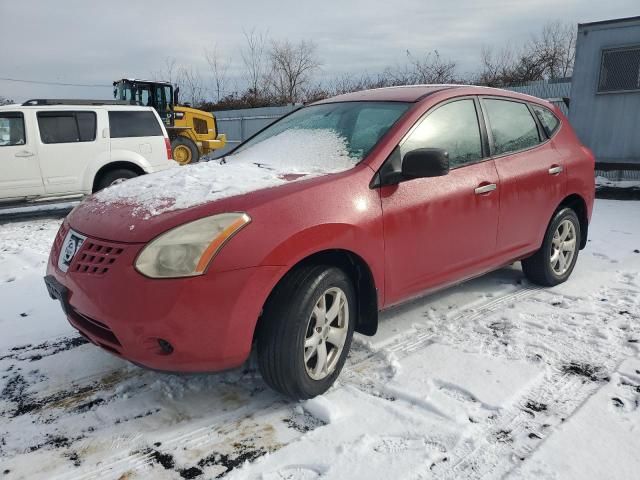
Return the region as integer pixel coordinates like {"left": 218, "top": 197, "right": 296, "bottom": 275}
{"left": 0, "top": 100, "right": 176, "bottom": 202}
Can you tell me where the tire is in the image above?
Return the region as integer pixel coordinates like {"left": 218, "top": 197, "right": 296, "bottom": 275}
{"left": 171, "top": 137, "right": 200, "bottom": 165}
{"left": 94, "top": 168, "right": 138, "bottom": 192}
{"left": 257, "top": 265, "right": 356, "bottom": 400}
{"left": 522, "top": 207, "right": 581, "bottom": 287}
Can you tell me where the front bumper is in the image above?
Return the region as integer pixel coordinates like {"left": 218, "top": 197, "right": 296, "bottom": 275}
{"left": 45, "top": 225, "right": 283, "bottom": 372}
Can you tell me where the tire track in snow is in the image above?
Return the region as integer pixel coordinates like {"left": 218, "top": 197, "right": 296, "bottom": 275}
{"left": 432, "top": 369, "right": 609, "bottom": 479}
{"left": 342, "top": 276, "right": 639, "bottom": 479}
{"left": 428, "top": 281, "right": 638, "bottom": 478}
{"left": 387, "top": 285, "right": 543, "bottom": 355}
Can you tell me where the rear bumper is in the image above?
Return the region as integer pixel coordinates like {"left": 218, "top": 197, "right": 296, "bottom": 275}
{"left": 45, "top": 227, "right": 283, "bottom": 372}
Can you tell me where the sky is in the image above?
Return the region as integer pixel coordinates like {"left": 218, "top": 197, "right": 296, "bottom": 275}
{"left": 1, "top": 0, "right": 638, "bottom": 102}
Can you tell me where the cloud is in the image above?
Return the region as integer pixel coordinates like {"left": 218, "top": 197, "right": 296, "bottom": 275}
{"left": 1, "top": 0, "right": 638, "bottom": 101}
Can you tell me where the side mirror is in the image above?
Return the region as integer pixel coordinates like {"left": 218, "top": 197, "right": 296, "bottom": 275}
{"left": 402, "top": 148, "right": 449, "bottom": 179}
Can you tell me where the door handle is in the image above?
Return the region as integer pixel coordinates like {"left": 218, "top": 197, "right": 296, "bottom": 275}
{"left": 15, "top": 150, "right": 35, "bottom": 158}
{"left": 474, "top": 183, "right": 497, "bottom": 195}
{"left": 548, "top": 165, "right": 563, "bottom": 175}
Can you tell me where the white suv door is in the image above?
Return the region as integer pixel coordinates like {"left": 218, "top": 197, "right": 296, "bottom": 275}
{"left": 0, "top": 110, "right": 45, "bottom": 199}
{"left": 35, "top": 109, "right": 108, "bottom": 195}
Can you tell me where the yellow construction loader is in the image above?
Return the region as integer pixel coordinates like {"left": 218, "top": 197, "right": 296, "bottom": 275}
{"left": 113, "top": 79, "right": 226, "bottom": 165}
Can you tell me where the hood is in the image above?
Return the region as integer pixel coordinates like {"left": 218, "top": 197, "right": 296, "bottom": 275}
{"left": 68, "top": 129, "right": 358, "bottom": 242}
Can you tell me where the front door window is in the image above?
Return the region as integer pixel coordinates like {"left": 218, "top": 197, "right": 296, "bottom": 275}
{"left": 402, "top": 99, "right": 483, "bottom": 169}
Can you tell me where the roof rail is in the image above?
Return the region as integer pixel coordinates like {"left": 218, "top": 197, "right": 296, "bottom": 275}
{"left": 22, "top": 99, "right": 129, "bottom": 106}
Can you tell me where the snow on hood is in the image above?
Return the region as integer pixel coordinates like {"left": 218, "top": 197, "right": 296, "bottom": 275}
{"left": 92, "top": 129, "right": 356, "bottom": 218}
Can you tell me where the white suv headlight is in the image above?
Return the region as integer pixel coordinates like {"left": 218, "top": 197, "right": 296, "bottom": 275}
{"left": 135, "top": 213, "right": 251, "bottom": 278}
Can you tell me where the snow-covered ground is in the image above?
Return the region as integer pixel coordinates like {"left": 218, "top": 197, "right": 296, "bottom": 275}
{"left": 1, "top": 199, "right": 639, "bottom": 480}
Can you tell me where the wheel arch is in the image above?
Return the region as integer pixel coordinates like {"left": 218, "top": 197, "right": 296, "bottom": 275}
{"left": 254, "top": 248, "right": 379, "bottom": 344}
{"left": 92, "top": 161, "right": 146, "bottom": 193}
{"left": 556, "top": 193, "right": 589, "bottom": 249}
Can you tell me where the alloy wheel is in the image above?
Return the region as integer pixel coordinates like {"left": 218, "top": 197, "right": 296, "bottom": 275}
{"left": 550, "top": 219, "right": 577, "bottom": 275}
{"left": 303, "top": 287, "right": 349, "bottom": 381}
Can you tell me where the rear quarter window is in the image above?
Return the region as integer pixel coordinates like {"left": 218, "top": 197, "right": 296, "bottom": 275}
{"left": 109, "top": 111, "right": 163, "bottom": 138}
{"left": 483, "top": 99, "right": 540, "bottom": 155}
{"left": 531, "top": 105, "right": 560, "bottom": 138}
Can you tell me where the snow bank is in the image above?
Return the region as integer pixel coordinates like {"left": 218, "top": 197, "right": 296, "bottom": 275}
{"left": 93, "top": 129, "right": 356, "bottom": 218}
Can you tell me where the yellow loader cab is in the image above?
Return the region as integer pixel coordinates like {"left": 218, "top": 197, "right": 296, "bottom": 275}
{"left": 113, "top": 79, "right": 226, "bottom": 165}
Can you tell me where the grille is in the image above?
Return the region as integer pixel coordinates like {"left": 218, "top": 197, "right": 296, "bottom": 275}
{"left": 72, "top": 239, "right": 125, "bottom": 275}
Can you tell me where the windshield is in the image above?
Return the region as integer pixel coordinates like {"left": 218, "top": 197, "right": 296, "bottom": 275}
{"left": 232, "top": 101, "right": 410, "bottom": 163}
{"left": 114, "top": 83, "right": 154, "bottom": 107}
{"left": 114, "top": 83, "right": 132, "bottom": 102}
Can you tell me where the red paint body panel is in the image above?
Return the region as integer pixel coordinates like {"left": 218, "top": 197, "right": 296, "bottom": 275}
{"left": 492, "top": 140, "right": 567, "bottom": 257}
{"left": 46, "top": 85, "right": 595, "bottom": 372}
{"left": 380, "top": 160, "right": 500, "bottom": 305}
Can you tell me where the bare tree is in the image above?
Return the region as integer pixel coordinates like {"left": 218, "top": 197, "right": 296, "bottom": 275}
{"left": 476, "top": 21, "right": 576, "bottom": 87}
{"left": 204, "top": 45, "right": 230, "bottom": 103}
{"left": 0, "top": 96, "right": 13, "bottom": 106}
{"left": 179, "top": 66, "right": 205, "bottom": 106}
{"left": 241, "top": 28, "right": 269, "bottom": 101}
{"left": 476, "top": 46, "right": 514, "bottom": 87}
{"left": 406, "top": 50, "right": 457, "bottom": 84}
{"left": 267, "top": 39, "right": 321, "bottom": 103}
{"left": 151, "top": 57, "right": 181, "bottom": 89}
{"left": 328, "top": 73, "right": 379, "bottom": 95}
{"left": 364, "top": 50, "right": 457, "bottom": 87}
{"left": 533, "top": 21, "right": 576, "bottom": 79}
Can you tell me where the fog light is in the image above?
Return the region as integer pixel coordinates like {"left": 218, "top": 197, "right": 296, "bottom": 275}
{"left": 157, "top": 338, "right": 174, "bottom": 355}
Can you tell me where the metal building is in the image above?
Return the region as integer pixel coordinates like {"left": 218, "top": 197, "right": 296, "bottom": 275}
{"left": 569, "top": 16, "right": 640, "bottom": 175}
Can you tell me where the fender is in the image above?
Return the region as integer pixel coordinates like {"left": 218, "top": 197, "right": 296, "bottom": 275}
{"left": 259, "top": 222, "right": 385, "bottom": 306}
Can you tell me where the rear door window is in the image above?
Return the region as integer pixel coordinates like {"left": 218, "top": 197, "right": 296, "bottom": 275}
{"left": 482, "top": 99, "right": 540, "bottom": 155}
{"left": 109, "top": 111, "right": 163, "bottom": 138}
{"left": 531, "top": 104, "right": 560, "bottom": 138}
{"left": 37, "top": 111, "right": 97, "bottom": 144}
{"left": 0, "top": 112, "right": 26, "bottom": 146}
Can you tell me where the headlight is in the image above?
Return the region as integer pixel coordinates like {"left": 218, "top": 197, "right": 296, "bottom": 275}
{"left": 135, "top": 213, "right": 251, "bottom": 278}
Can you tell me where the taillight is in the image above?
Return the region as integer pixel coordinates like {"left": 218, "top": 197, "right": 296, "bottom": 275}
{"left": 164, "top": 137, "right": 173, "bottom": 160}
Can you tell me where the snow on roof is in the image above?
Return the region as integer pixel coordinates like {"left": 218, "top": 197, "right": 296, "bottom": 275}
{"left": 91, "top": 129, "right": 356, "bottom": 218}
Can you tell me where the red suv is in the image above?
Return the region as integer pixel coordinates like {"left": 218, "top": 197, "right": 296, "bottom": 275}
{"left": 45, "top": 85, "right": 595, "bottom": 399}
